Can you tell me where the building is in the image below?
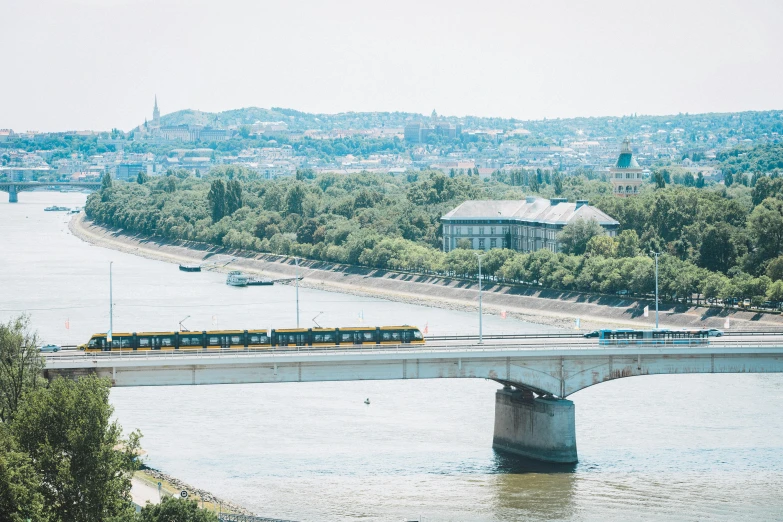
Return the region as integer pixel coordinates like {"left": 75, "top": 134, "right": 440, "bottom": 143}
{"left": 441, "top": 197, "right": 619, "bottom": 253}
{"left": 152, "top": 95, "right": 160, "bottom": 129}
{"left": 116, "top": 162, "right": 144, "bottom": 181}
{"left": 610, "top": 139, "right": 644, "bottom": 197}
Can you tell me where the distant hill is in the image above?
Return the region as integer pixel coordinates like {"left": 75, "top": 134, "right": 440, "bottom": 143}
{"left": 155, "top": 106, "right": 783, "bottom": 143}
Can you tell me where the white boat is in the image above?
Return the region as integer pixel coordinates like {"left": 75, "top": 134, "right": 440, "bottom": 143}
{"left": 226, "top": 271, "right": 249, "bottom": 287}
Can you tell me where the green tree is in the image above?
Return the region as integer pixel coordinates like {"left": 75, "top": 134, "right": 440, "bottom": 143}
{"left": 136, "top": 171, "right": 150, "bottom": 184}
{"left": 165, "top": 177, "right": 177, "bottom": 193}
{"left": 766, "top": 256, "right": 783, "bottom": 282}
{"left": 652, "top": 170, "right": 666, "bottom": 189}
{"left": 616, "top": 229, "right": 640, "bottom": 257}
{"left": 558, "top": 218, "right": 605, "bottom": 255}
{"left": 138, "top": 496, "right": 219, "bottom": 522}
{"left": 207, "top": 179, "right": 226, "bottom": 222}
{"left": 767, "top": 280, "right": 783, "bottom": 302}
{"left": 13, "top": 376, "right": 141, "bottom": 522}
{"left": 586, "top": 235, "right": 618, "bottom": 257}
{"left": 748, "top": 197, "right": 783, "bottom": 264}
{"left": 100, "top": 172, "right": 113, "bottom": 201}
{"left": 225, "top": 179, "right": 243, "bottom": 215}
{"left": 552, "top": 172, "right": 564, "bottom": 195}
{"left": 0, "top": 426, "right": 46, "bottom": 521}
{"left": 699, "top": 224, "right": 737, "bottom": 273}
{"left": 0, "top": 315, "right": 44, "bottom": 423}
{"left": 285, "top": 184, "right": 306, "bottom": 216}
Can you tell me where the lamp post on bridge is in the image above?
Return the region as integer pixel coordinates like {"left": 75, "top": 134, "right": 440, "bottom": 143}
{"left": 651, "top": 251, "right": 659, "bottom": 328}
{"left": 474, "top": 252, "right": 485, "bottom": 344}
{"left": 295, "top": 256, "right": 300, "bottom": 328}
{"left": 108, "top": 261, "right": 114, "bottom": 343}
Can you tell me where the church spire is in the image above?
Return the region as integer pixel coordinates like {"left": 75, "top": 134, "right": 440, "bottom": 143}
{"left": 152, "top": 95, "right": 160, "bottom": 128}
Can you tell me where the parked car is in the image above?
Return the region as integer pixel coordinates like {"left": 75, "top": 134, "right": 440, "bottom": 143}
{"left": 39, "top": 344, "right": 61, "bottom": 353}
{"left": 707, "top": 329, "right": 724, "bottom": 337}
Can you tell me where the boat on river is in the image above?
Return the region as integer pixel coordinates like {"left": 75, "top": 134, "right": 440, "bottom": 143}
{"left": 247, "top": 277, "right": 274, "bottom": 286}
{"left": 44, "top": 206, "right": 70, "bottom": 212}
{"left": 226, "top": 271, "right": 249, "bottom": 286}
{"left": 179, "top": 264, "right": 201, "bottom": 272}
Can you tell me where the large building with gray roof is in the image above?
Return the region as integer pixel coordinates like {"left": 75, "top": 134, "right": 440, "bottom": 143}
{"left": 441, "top": 197, "right": 620, "bottom": 253}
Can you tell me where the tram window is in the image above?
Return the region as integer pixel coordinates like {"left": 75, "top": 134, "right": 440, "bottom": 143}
{"left": 117, "top": 338, "right": 131, "bottom": 348}
{"left": 231, "top": 335, "right": 241, "bottom": 345}
{"left": 323, "top": 333, "right": 334, "bottom": 343}
{"left": 363, "top": 332, "right": 374, "bottom": 341}
{"left": 208, "top": 336, "right": 220, "bottom": 346}
{"left": 341, "top": 333, "right": 352, "bottom": 342}
{"left": 161, "top": 337, "right": 173, "bottom": 347}
{"left": 88, "top": 338, "right": 98, "bottom": 348}
{"left": 180, "top": 337, "right": 190, "bottom": 346}
{"left": 314, "top": 334, "right": 324, "bottom": 343}
{"left": 391, "top": 332, "right": 401, "bottom": 341}
{"left": 250, "top": 334, "right": 267, "bottom": 344}
{"left": 382, "top": 332, "right": 391, "bottom": 341}
{"left": 413, "top": 330, "right": 423, "bottom": 340}
{"left": 138, "top": 338, "right": 150, "bottom": 347}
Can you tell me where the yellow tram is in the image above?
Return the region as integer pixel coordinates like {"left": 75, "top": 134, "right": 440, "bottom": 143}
{"left": 80, "top": 325, "right": 425, "bottom": 352}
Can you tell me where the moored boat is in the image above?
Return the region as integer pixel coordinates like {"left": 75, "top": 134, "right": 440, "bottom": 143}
{"left": 179, "top": 264, "right": 201, "bottom": 272}
{"left": 226, "top": 270, "right": 249, "bottom": 286}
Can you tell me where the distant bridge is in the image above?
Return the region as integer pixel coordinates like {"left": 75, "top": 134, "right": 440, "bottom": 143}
{"left": 0, "top": 181, "right": 101, "bottom": 202}
{"left": 45, "top": 336, "right": 783, "bottom": 463}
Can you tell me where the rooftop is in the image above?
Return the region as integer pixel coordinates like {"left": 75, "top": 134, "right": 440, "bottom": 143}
{"left": 441, "top": 197, "right": 619, "bottom": 226}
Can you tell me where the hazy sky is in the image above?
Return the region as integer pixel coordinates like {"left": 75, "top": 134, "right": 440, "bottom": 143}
{"left": 2, "top": 0, "right": 781, "bottom": 131}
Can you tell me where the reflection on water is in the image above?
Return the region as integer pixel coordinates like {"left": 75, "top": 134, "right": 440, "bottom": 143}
{"left": 4, "top": 193, "right": 783, "bottom": 521}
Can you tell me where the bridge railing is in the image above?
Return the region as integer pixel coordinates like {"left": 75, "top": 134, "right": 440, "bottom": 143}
{"left": 43, "top": 337, "right": 783, "bottom": 363}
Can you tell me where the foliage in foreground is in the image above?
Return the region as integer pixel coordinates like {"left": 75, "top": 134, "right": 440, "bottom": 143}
{"left": 138, "top": 497, "right": 219, "bottom": 522}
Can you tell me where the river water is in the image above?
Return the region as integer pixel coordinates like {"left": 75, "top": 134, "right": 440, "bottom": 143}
{"left": 2, "top": 192, "right": 783, "bottom": 521}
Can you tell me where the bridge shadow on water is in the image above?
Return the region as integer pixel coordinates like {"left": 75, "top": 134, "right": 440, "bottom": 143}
{"left": 490, "top": 450, "right": 577, "bottom": 475}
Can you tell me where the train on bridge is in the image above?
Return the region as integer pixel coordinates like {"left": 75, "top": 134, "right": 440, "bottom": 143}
{"left": 80, "top": 325, "right": 425, "bottom": 352}
{"left": 584, "top": 328, "right": 723, "bottom": 345}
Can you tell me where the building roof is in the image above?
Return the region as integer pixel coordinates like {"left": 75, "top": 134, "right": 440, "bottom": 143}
{"left": 442, "top": 198, "right": 619, "bottom": 226}
{"left": 613, "top": 138, "right": 641, "bottom": 169}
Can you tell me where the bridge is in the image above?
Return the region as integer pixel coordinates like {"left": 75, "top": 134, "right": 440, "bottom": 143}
{"left": 44, "top": 335, "right": 783, "bottom": 464}
{"left": 0, "top": 180, "right": 101, "bottom": 202}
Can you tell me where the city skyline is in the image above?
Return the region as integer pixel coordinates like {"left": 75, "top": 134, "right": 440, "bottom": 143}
{"left": 1, "top": 0, "right": 782, "bottom": 131}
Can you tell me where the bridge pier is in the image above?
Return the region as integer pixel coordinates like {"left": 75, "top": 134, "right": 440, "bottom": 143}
{"left": 492, "top": 387, "right": 577, "bottom": 463}
{"left": 8, "top": 184, "right": 17, "bottom": 203}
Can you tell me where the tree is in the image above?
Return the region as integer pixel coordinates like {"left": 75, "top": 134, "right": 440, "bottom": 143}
{"left": 558, "top": 218, "right": 605, "bottom": 255}
{"left": 100, "top": 172, "right": 113, "bottom": 201}
{"left": 724, "top": 171, "right": 734, "bottom": 187}
{"left": 552, "top": 172, "right": 564, "bottom": 195}
{"left": 165, "top": 177, "right": 177, "bottom": 193}
{"left": 586, "top": 235, "right": 617, "bottom": 257}
{"left": 296, "top": 219, "right": 319, "bottom": 244}
{"left": 696, "top": 172, "right": 705, "bottom": 188}
{"left": 0, "top": 315, "right": 44, "bottom": 423}
{"left": 225, "top": 179, "right": 243, "bottom": 215}
{"left": 699, "top": 224, "right": 737, "bottom": 273}
{"left": 766, "top": 256, "right": 783, "bottom": 282}
{"left": 12, "top": 376, "right": 141, "bottom": 522}
{"left": 0, "top": 426, "right": 46, "bottom": 521}
{"left": 207, "top": 179, "right": 226, "bottom": 222}
{"left": 748, "top": 197, "right": 783, "bottom": 264}
{"left": 138, "top": 497, "right": 219, "bottom": 522}
{"left": 285, "top": 184, "right": 306, "bottom": 216}
{"left": 616, "top": 229, "right": 640, "bottom": 257}
{"left": 767, "top": 280, "right": 783, "bottom": 302}
{"left": 136, "top": 171, "right": 150, "bottom": 184}
{"left": 653, "top": 170, "right": 666, "bottom": 189}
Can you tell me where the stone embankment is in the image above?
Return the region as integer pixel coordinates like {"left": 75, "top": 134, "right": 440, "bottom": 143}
{"left": 69, "top": 214, "right": 783, "bottom": 331}
{"left": 138, "top": 467, "right": 254, "bottom": 515}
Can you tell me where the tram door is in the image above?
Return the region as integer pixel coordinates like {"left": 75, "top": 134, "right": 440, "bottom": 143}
{"left": 401, "top": 330, "right": 412, "bottom": 344}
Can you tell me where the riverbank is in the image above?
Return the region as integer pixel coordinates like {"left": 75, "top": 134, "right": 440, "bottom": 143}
{"left": 70, "top": 214, "right": 783, "bottom": 331}
{"left": 133, "top": 467, "right": 254, "bottom": 516}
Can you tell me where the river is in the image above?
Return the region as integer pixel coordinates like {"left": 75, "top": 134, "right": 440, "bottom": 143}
{"left": 2, "top": 192, "right": 783, "bottom": 521}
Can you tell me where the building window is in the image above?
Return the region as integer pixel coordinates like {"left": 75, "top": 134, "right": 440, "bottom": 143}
{"left": 479, "top": 227, "right": 484, "bottom": 235}
{"left": 479, "top": 238, "right": 485, "bottom": 249}
{"left": 490, "top": 227, "right": 495, "bottom": 235}
{"left": 490, "top": 238, "right": 497, "bottom": 249}
{"left": 467, "top": 227, "right": 473, "bottom": 235}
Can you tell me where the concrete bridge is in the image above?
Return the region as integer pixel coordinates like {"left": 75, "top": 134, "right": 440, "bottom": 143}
{"left": 0, "top": 180, "right": 101, "bottom": 202}
{"left": 44, "top": 338, "right": 783, "bottom": 463}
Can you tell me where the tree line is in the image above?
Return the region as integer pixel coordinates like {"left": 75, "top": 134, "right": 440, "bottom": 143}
{"left": 0, "top": 316, "right": 219, "bottom": 521}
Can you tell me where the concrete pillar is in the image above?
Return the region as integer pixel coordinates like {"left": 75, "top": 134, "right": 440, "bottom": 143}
{"left": 492, "top": 387, "right": 577, "bottom": 463}
{"left": 8, "top": 185, "right": 18, "bottom": 203}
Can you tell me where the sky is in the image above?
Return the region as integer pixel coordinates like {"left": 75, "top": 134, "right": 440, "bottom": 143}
{"left": 1, "top": 0, "right": 782, "bottom": 132}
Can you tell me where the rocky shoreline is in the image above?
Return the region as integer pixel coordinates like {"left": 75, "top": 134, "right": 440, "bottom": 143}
{"left": 139, "top": 467, "right": 254, "bottom": 516}
{"left": 69, "top": 213, "right": 783, "bottom": 331}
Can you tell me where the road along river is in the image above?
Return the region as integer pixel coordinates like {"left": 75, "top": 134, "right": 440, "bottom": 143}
{"left": 3, "top": 192, "right": 783, "bottom": 521}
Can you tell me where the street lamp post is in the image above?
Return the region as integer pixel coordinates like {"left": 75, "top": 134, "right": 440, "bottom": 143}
{"left": 652, "top": 251, "right": 660, "bottom": 328}
{"left": 108, "top": 261, "right": 113, "bottom": 343}
{"left": 295, "top": 257, "right": 300, "bottom": 328}
{"left": 475, "top": 252, "right": 485, "bottom": 344}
